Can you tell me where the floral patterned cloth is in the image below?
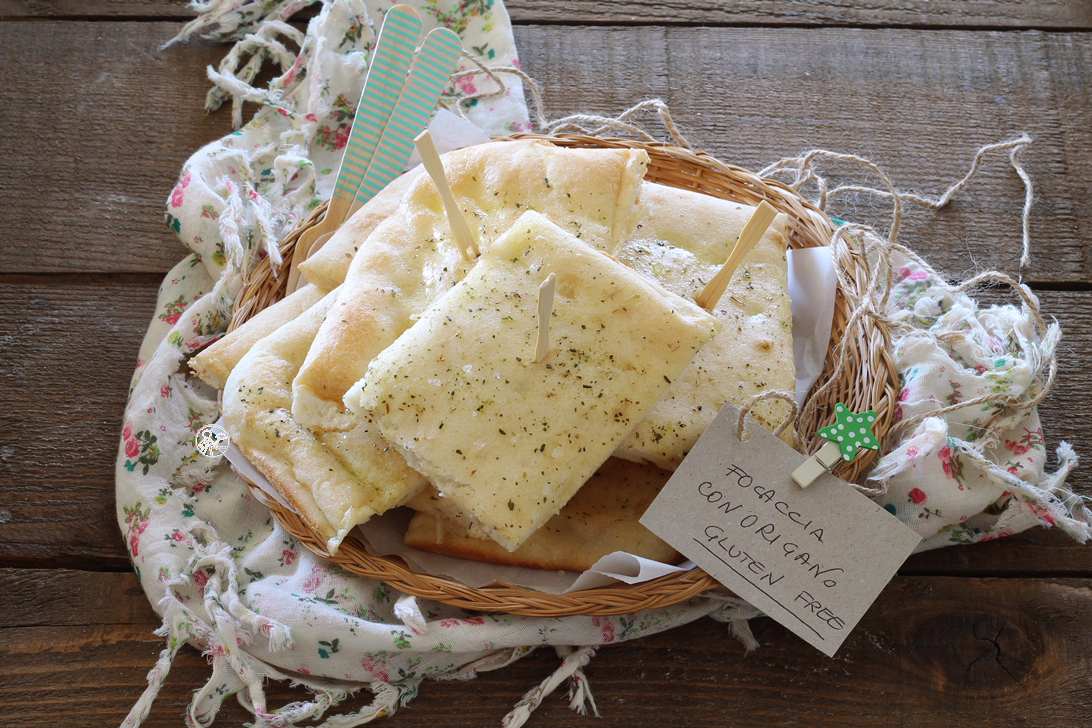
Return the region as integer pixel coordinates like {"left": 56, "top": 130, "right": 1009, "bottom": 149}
{"left": 870, "top": 257, "right": 1089, "bottom": 551}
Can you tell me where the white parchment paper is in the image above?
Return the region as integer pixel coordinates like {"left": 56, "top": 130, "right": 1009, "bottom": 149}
{"left": 788, "top": 246, "right": 837, "bottom": 405}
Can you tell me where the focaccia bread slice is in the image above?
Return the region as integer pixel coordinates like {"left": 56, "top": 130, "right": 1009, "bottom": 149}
{"left": 292, "top": 140, "right": 650, "bottom": 432}
{"left": 221, "top": 289, "right": 426, "bottom": 553}
{"left": 614, "top": 183, "right": 796, "bottom": 469}
{"left": 297, "top": 166, "right": 424, "bottom": 292}
{"left": 190, "top": 284, "right": 327, "bottom": 390}
{"left": 404, "top": 458, "right": 679, "bottom": 572}
{"left": 347, "top": 210, "right": 720, "bottom": 551}
{"left": 190, "top": 167, "right": 422, "bottom": 390}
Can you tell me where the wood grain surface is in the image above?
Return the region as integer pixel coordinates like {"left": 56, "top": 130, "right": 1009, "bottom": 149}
{"left": 1, "top": 1, "right": 1091, "bottom": 726}
{"left": 2, "top": 570, "right": 1090, "bottom": 726}
{"left": 3, "top": 23, "right": 1090, "bottom": 283}
{"left": 4, "top": 0, "right": 1092, "bottom": 29}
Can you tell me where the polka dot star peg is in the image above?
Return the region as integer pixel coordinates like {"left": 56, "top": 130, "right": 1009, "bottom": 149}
{"left": 792, "top": 403, "right": 879, "bottom": 488}
{"left": 818, "top": 403, "right": 879, "bottom": 461}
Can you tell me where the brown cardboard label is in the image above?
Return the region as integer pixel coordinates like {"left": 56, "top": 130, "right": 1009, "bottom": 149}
{"left": 640, "top": 403, "right": 920, "bottom": 657}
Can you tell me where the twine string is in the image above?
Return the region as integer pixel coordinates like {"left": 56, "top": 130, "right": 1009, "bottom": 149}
{"left": 735, "top": 390, "right": 800, "bottom": 445}
{"left": 754, "top": 131, "right": 1050, "bottom": 478}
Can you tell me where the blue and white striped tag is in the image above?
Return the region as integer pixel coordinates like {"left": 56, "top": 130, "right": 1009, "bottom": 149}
{"left": 332, "top": 5, "right": 422, "bottom": 203}
{"left": 354, "top": 27, "right": 462, "bottom": 206}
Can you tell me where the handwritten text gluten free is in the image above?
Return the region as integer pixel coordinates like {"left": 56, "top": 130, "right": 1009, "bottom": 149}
{"left": 694, "top": 465, "right": 846, "bottom": 596}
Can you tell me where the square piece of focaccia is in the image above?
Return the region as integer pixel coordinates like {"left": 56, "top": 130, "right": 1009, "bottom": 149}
{"left": 613, "top": 183, "right": 796, "bottom": 470}
{"left": 292, "top": 140, "right": 650, "bottom": 434}
{"left": 346, "top": 210, "right": 720, "bottom": 551}
{"left": 403, "top": 458, "right": 679, "bottom": 572}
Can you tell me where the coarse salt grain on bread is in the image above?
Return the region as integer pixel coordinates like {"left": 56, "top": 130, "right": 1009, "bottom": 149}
{"left": 346, "top": 210, "right": 719, "bottom": 551}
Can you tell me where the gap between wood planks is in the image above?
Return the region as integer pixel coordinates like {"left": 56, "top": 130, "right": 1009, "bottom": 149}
{"left": 3, "top": 1, "right": 1092, "bottom": 31}
{"left": 4, "top": 16, "right": 1092, "bottom": 32}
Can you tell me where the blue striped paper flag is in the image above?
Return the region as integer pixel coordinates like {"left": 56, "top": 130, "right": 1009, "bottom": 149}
{"left": 353, "top": 27, "right": 462, "bottom": 206}
{"left": 332, "top": 5, "right": 422, "bottom": 203}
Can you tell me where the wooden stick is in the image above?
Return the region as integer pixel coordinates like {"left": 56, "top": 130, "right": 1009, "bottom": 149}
{"left": 286, "top": 200, "right": 349, "bottom": 294}
{"left": 535, "top": 273, "right": 557, "bottom": 363}
{"left": 694, "top": 200, "right": 778, "bottom": 311}
{"left": 414, "top": 129, "right": 479, "bottom": 262}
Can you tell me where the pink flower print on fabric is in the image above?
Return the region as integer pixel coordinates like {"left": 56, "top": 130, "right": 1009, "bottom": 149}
{"left": 592, "top": 617, "right": 615, "bottom": 643}
{"left": 938, "top": 445, "right": 964, "bottom": 486}
{"left": 1006, "top": 440, "right": 1031, "bottom": 456}
{"left": 360, "top": 656, "right": 390, "bottom": 683}
{"left": 122, "top": 502, "right": 150, "bottom": 558}
{"left": 1005, "top": 428, "right": 1043, "bottom": 457}
{"left": 170, "top": 171, "right": 191, "bottom": 208}
{"left": 456, "top": 73, "right": 477, "bottom": 96}
{"left": 158, "top": 295, "right": 188, "bottom": 326}
{"left": 1026, "top": 501, "right": 1056, "bottom": 526}
{"left": 908, "top": 488, "right": 928, "bottom": 506}
{"left": 897, "top": 266, "right": 928, "bottom": 283}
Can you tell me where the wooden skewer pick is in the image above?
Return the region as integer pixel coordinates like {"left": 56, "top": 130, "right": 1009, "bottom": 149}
{"left": 414, "top": 129, "right": 480, "bottom": 262}
{"left": 535, "top": 273, "right": 557, "bottom": 363}
{"left": 695, "top": 200, "right": 779, "bottom": 311}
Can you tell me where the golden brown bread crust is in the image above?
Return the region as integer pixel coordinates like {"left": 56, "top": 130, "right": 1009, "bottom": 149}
{"left": 404, "top": 458, "right": 681, "bottom": 571}
{"left": 221, "top": 290, "right": 425, "bottom": 554}
{"left": 298, "top": 167, "right": 425, "bottom": 291}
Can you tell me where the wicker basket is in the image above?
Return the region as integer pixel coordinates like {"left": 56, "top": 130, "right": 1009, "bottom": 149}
{"left": 229, "top": 134, "right": 898, "bottom": 617}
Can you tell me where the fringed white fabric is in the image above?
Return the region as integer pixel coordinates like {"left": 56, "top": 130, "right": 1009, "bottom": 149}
{"left": 501, "top": 646, "right": 599, "bottom": 728}
{"left": 393, "top": 594, "right": 428, "bottom": 635}
{"left": 708, "top": 596, "right": 764, "bottom": 652}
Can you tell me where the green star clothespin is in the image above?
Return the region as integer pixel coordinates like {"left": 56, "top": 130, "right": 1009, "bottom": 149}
{"left": 818, "top": 403, "right": 879, "bottom": 461}
{"left": 792, "top": 403, "right": 879, "bottom": 488}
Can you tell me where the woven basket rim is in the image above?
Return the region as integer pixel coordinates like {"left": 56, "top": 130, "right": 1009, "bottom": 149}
{"left": 228, "top": 134, "right": 898, "bottom": 617}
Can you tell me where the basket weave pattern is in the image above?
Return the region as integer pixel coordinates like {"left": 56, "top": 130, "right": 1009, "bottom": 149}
{"left": 228, "top": 135, "right": 897, "bottom": 617}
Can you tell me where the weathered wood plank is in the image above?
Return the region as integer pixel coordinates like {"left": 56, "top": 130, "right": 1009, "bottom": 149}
{"left": 0, "top": 569, "right": 148, "bottom": 626}
{"left": 0, "top": 22, "right": 234, "bottom": 274}
{"left": 510, "top": 1, "right": 1092, "bottom": 28}
{"left": 3, "top": 0, "right": 1091, "bottom": 30}
{"left": 2, "top": 571, "right": 1090, "bottom": 725}
{"left": 0, "top": 278, "right": 160, "bottom": 566}
{"left": 513, "top": 25, "right": 1092, "bottom": 284}
{"left": 0, "top": 281, "right": 1088, "bottom": 573}
{"left": 2, "top": 23, "right": 1091, "bottom": 283}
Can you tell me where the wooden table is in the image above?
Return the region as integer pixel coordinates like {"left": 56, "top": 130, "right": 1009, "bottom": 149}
{"left": 2, "top": 1, "right": 1091, "bottom": 725}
